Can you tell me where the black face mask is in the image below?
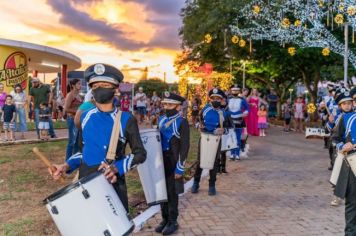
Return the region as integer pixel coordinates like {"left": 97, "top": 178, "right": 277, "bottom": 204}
{"left": 165, "top": 108, "right": 178, "bottom": 117}
{"left": 211, "top": 101, "right": 221, "bottom": 108}
{"left": 92, "top": 87, "right": 115, "bottom": 104}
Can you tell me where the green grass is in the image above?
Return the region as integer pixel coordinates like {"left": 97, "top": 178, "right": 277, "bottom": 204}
{"left": 0, "top": 193, "right": 13, "bottom": 202}
{"left": 0, "top": 157, "right": 12, "bottom": 164}
{"left": 0, "top": 141, "right": 67, "bottom": 160}
{"left": 2, "top": 218, "right": 34, "bottom": 236}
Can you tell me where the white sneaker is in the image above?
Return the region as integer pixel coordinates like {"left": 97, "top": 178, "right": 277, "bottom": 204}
{"left": 330, "top": 197, "right": 342, "bottom": 206}
{"left": 235, "top": 155, "right": 240, "bottom": 161}
{"left": 241, "top": 151, "right": 248, "bottom": 158}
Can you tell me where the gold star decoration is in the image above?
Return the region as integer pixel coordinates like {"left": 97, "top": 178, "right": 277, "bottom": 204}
{"left": 282, "top": 18, "right": 291, "bottom": 28}
{"left": 231, "top": 35, "right": 239, "bottom": 44}
{"left": 334, "top": 14, "right": 344, "bottom": 25}
{"left": 239, "top": 39, "right": 246, "bottom": 48}
{"left": 288, "top": 47, "right": 296, "bottom": 56}
{"left": 204, "top": 34, "right": 212, "bottom": 44}
{"left": 322, "top": 47, "right": 330, "bottom": 56}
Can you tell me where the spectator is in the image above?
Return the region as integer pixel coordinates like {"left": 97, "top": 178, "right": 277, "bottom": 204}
{"left": 282, "top": 99, "right": 292, "bottom": 132}
{"left": 120, "top": 94, "right": 130, "bottom": 112}
{"left": 0, "top": 83, "right": 7, "bottom": 134}
{"left": 39, "top": 102, "right": 51, "bottom": 140}
{"left": 56, "top": 91, "right": 65, "bottom": 121}
{"left": 63, "top": 78, "right": 83, "bottom": 160}
{"left": 151, "top": 91, "right": 160, "bottom": 103}
{"left": 181, "top": 97, "right": 188, "bottom": 118}
{"left": 29, "top": 78, "right": 56, "bottom": 139}
{"left": 257, "top": 104, "right": 268, "bottom": 136}
{"left": 113, "top": 89, "right": 120, "bottom": 108}
{"left": 191, "top": 97, "right": 200, "bottom": 126}
{"left": 267, "top": 89, "right": 279, "bottom": 118}
{"left": 247, "top": 88, "right": 260, "bottom": 136}
{"left": 10, "top": 84, "right": 27, "bottom": 139}
{"left": 134, "top": 87, "right": 147, "bottom": 123}
{"left": 2, "top": 95, "right": 16, "bottom": 141}
{"left": 293, "top": 95, "right": 305, "bottom": 133}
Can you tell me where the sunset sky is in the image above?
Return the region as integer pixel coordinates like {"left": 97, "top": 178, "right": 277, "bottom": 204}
{"left": 0, "top": 0, "right": 185, "bottom": 83}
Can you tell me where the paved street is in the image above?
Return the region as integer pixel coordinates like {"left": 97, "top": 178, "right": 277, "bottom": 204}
{"left": 136, "top": 127, "right": 345, "bottom": 236}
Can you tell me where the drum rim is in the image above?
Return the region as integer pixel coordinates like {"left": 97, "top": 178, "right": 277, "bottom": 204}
{"left": 139, "top": 129, "right": 159, "bottom": 133}
{"left": 43, "top": 171, "right": 102, "bottom": 203}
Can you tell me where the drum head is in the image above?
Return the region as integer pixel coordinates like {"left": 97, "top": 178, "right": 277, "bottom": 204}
{"left": 139, "top": 129, "right": 158, "bottom": 134}
{"left": 43, "top": 171, "right": 102, "bottom": 204}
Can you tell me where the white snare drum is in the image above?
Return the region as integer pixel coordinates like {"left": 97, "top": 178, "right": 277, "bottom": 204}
{"left": 221, "top": 128, "right": 238, "bottom": 151}
{"left": 200, "top": 132, "right": 221, "bottom": 169}
{"left": 346, "top": 152, "right": 356, "bottom": 177}
{"left": 330, "top": 152, "right": 344, "bottom": 185}
{"left": 139, "top": 129, "right": 167, "bottom": 206}
{"left": 305, "top": 127, "right": 324, "bottom": 139}
{"left": 44, "top": 172, "right": 134, "bottom": 236}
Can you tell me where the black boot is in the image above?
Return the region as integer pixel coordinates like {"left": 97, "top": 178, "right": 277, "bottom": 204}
{"left": 155, "top": 219, "right": 168, "bottom": 233}
{"left": 221, "top": 168, "right": 228, "bottom": 174}
{"left": 162, "top": 220, "right": 179, "bottom": 235}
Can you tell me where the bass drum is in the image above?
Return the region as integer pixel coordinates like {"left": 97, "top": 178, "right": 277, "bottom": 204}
{"left": 200, "top": 132, "right": 221, "bottom": 169}
{"left": 330, "top": 152, "right": 344, "bottom": 185}
{"left": 139, "top": 129, "right": 168, "bottom": 206}
{"left": 44, "top": 172, "right": 134, "bottom": 236}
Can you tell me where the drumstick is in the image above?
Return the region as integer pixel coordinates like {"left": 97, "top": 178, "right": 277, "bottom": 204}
{"left": 32, "top": 147, "right": 65, "bottom": 182}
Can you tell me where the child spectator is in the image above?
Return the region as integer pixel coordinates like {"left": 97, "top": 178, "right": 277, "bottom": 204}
{"left": 2, "top": 95, "right": 16, "bottom": 141}
{"left": 120, "top": 94, "right": 131, "bottom": 112}
{"left": 39, "top": 102, "right": 51, "bottom": 140}
{"left": 257, "top": 104, "right": 268, "bottom": 136}
{"left": 282, "top": 99, "right": 293, "bottom": 132}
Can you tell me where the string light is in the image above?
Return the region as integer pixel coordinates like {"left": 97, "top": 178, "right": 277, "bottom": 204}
{"left": 230, "top": 0, "right": 356, "bottom": 68}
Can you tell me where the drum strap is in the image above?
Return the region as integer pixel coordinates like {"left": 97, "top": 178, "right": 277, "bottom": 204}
{"left": 218, "top": 110, "right": 224, "bottom": 128}
{"left": 165, "top": 117, "right": 179, "bottom": 129}
{"left": 106, "top": 109, "right": 122, "bottom": 161}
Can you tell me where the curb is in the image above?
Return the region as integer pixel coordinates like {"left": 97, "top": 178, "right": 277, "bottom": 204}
{"left": 0, "top": 137, "right": 67, "bottom": 147}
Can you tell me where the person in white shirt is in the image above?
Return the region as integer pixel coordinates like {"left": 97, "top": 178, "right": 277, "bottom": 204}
{"left": 134, "top": 87, "right": 147, "bottom": 123}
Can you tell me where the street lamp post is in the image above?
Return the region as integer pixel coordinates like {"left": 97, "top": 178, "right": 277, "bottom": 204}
{"left": 288, "top": 88, "right": 293, "bottom": 101}
{"left": 242, "top": 61, "right": 246, "bottom": 89}
{"left": 344, "top": 23, "right": 349, "bottom": 88}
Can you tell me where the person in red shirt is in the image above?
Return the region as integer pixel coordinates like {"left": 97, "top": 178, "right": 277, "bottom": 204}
{"left": 120, "top": 94, "right": 130, "bottom": 112}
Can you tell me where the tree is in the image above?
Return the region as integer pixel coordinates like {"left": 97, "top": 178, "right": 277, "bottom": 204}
{"left": 135, "top": 78, "right": 168, "bottom": 97}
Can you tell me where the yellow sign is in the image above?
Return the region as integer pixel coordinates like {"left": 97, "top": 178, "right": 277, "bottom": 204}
{"left": 0, "top": 46, "right": 28, "bottom": 93}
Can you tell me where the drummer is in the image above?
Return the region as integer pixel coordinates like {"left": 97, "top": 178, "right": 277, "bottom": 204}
{"left": 228, "top": 84, "right": 249, "bottom": 160}
{"left": 50, "top": 63, "right": 147, "bottom": 212}
{"left": 155, "top": 91, "right": 190, "bottom": 235}
{"left": 331, "top": 88, "right": 356, "bottom": 235}
{"left": 191, "top": 88, "right": 230, "bottom": 196}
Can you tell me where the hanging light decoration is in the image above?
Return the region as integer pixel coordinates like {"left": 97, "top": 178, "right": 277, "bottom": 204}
{"left": 231, "top": 35, "right": 239, "bottom": 44}
{"left": 229, "top": 0, "right": 356, "bottom": 68}
{"left": 288, "top": 47, "right": 296, "bottom": 56}
{"left": 281, "top": 18, "right": 291, "bottom": 28}
{"left": 334, "top": 14, "right": 344, "bottom": 25}
{"left": 322, "top": 47, "right": 330, "bottom": 56}
{"left": 252, "top": 5, "right": 261, "bottom": 14}
{"left": 204, "top": 34, "right": 213, "bottom": 44}
{"left": 239, "top": 39, "right": 246, "bottom": 47}
{"left": 347, "top": 6, "right": 356, "bottom": 16}
{"left": 294, "top": 19, "right": 302, "bottom": 27}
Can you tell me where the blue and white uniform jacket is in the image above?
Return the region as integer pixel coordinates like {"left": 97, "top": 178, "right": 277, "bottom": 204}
{"left": 158, "top": 113, "right": 190, "bottom": 175}
{"left": 331, "top": 111, "right": 356, "bottom": 152}
{"left": 200, "top": 104, "right": 231, "bottom": 134}
{"left": 227, "top": 96, "right": 249, "bottom": 128}
{"left": 66, "top": 107, "right": 147, "bottom": 176}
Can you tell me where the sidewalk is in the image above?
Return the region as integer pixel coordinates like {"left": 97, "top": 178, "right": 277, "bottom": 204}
{"left": 136, "top": 127, "right": 344, "bottom": 236}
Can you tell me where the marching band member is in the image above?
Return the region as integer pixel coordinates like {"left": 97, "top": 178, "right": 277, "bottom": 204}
{"left": 49, "top": 63, "right": 147, "bottom": 212}
{"left": 228, "top": 85, "right": 249, "bottom": 160}
{"left": 191, "top": 88, "right": 230, "bottom": 196}
{"left": 218, "top": 92, "right": 229, "bottom": 173}
{"left": 155, "top": 92, "right": 190, "bottom": 235}
{"left": 331, "top": 88, "right": 356, "bottom": 234}
{"left": 326, "top": 86, "right": 342, "bottom": 171}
